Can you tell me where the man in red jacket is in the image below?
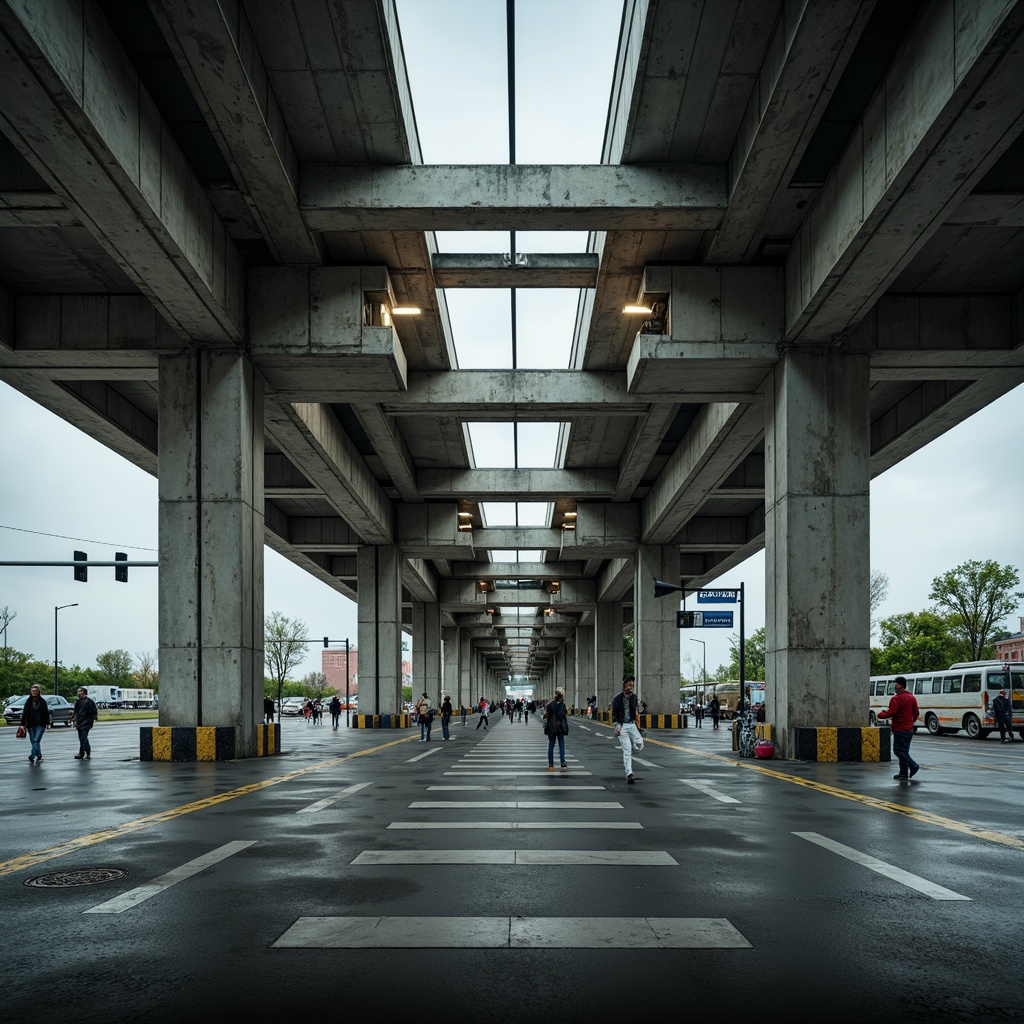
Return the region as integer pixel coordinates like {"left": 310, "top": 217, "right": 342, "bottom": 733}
{"left": 877, "top": 676, "right": 921, "bottom": 780}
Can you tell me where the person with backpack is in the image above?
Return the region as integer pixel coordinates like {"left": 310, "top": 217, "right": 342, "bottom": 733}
{"left": 544, "top": 688, "right": 569, "bottom": 770}
{"left": 415, "top": 692, "right": 433, "bottom": 741}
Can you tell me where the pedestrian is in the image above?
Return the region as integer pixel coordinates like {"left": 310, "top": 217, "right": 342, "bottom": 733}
{"left": 694, "top": 701, "right": 704, "bottom": 728}
{"left": 992, "top": 689, "right": 1015, "bottom": 743}
{"left": 525, "top": 699, "right": 533, "bottom": 724}
{"left": 611, "top": 674, "right": 644, "bottom": 784}
{"left": 415, "top": 692, "right": 433, "bottom": 741}
{"left": 263, "top": 696, "right": 275, "bottom": 724}
{"left": 461, "top": 703, "right": 467, "bottom": 727}
{"left": 72, "top": 686, "right": 98, "bottom": 760}
{"left": 20, "top": 684, "right": 51, "bottom": 765}
{"left": 877, "top": 675, "right": 921, "bottom": 780}
{"left": 303, "top": 700, "right": 312, "bottom": 724}
{"left": 709, "top": 694, "right": 721, "bottom": 730}
{"left": 441, "top": 694, "right": 453, "bottom": 740}
{"left": 476, "top": 697, "right": 489, "bottom": 730}
{"left": 544, "top": 688, "right": 569, "bottom": 770}
{"left": 329, "top": 694, "right": 342, "bottom": 729}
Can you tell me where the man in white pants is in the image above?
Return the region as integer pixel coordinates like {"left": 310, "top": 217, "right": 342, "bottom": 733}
{"left": 611, "top": 675, "right": 644, "bottom": 784}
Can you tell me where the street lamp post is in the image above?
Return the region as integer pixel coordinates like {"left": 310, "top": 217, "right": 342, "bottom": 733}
{"left": 54, "top": 602, "right": 79, "bottom": 695}
{"left": 690, "top": 638, "right": 706, "bottom": 708}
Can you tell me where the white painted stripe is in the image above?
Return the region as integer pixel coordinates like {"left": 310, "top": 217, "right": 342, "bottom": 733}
{"left": 273, "top": 916, "right": 750, "bottom": 949}
{"left": 631, "top": 758, "right": 660, "bottom": 768}
{"left": 298, "top": 782, "right": 372, "bottom": 813}
{"left": 442, "top": 771, "right": 593, "bottom": 777}
{"left": 409, "top": 801, "right": 623, "bottom": 809}
{"left": 679, "top": 779, "right": 739, "bottom": 804}
{"left": 427, "top": 785, "right": 606, "bottom": 791}
{"left": 386, "top": 821, "right": 642, "bottom": 830}
{"left": 793, "top": 832, "right": 972, "bottom": 901}
{"left": 351, "top": 850, "right": 677, "bottom": 865}
{"left": 407, "top": 747, "right": 444, "bottom": 762}
{"left": 84, "top": 841, "right": 257, "bottom": 914}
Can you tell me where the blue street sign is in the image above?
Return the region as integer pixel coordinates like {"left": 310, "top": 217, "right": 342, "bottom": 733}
{"left": 696, "top": 590, "right": 739, "bottom": 603}
{"left": 678, "top": 610, "right": 734, "bottom": 628}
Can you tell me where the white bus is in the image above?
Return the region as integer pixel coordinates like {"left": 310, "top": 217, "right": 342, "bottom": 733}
{"left": 869, "top": 661, "right": 1024, "bottom": 739}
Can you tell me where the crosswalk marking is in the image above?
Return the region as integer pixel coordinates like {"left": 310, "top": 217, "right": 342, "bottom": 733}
{"left": 297, "top": 782, "right": 372, "bottom": 813}
{"left": 793, "top": 832, "right": 971, "bottom": 900}
{"left": 351, "top": 849, "right": 678, "bottom": 865}
{"left": 427, "top": 785, "right": 606, "bottom": 791}
{"left": 386, "top": 821, "right": 642, "bottom": 830}
{"left": 442, "top": 770, "right": 594, "bottom": 777}
{"left": 84, "top": 842, "right": 257, "bottom": 914}
{"left": 409, "top": 800, "right": 622, "bottom": 809}
{"left": 679, "top": 779, "right": 739, "bottom": 804}
{"left": 273, "top": 916, "right": 750, "bottom": 949}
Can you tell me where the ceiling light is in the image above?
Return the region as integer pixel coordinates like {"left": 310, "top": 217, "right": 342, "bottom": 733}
{"left": 563, "top": 511, "right": 577, "bottom": 518}
{"left": 622, "top": 304, "right": 653, "bottom": 315}
{"left": 457, "top": 511, "right": 472, "bottom": 519}
{"left": 391, "top": 306, "right": 422, "bottom": 316}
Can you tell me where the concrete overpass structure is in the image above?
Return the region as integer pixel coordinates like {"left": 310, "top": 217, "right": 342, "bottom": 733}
{"left": 0, "top": 0, "right": 1021, "bottom": 757}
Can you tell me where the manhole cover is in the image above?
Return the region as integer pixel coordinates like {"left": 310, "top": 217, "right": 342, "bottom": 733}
{"left": 24, "top": 867, "right": 128, "bottom": 888}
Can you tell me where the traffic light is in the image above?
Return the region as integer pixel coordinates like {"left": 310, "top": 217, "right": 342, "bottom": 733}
{"left": 115, "top": 552, "right": 128, "bottom": 583}
{"left": 324, "top": 636, "right": 330, "bottom": 648}
{"left": 74, "top": 550, "right": 88, "bottom": 582}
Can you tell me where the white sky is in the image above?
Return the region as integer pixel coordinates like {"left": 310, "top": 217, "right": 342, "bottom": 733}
{"left": 1, "top": 0, "right": 1021, "bottom": 683}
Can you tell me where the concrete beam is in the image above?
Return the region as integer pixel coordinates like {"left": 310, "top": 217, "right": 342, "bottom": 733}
{"left": 440, "top": 578, "right": 597, "bottom": 612}
{"left": 706, "top": 0, "right": 874, "bottom": 263}
{"left": 263, "top": 400, "right": 393, "bottom": 545}
{"left": 642, "top": 401, "right": 765, "bottom": 543}
{"left": 417, "top": 468, "right": 619, "bottom": 502}
{"left": 0, "top": 189, "right": 78, "bottom": 226}
{"left": 149, "top": 0, "right": 321, "bottom": 265}
{"left": 402, "top": 557, "right": 438, "bottom": 604}
{"left": 283, "top": 515, "right": 361, "bottom": 552}
{"left": 396, "top": 503, "right": 477, "bottom": 560}
{"left": 351, "top": 402, "right": 420, "bottom": 502}
{"left": 301, "top": 163, "right": 727, "bottom": 232}
{"left": 0, "top": 0, "right": 244, "bottom": 343}
{"left": 449, "top": 562, "right": 586, "bottom": 580}
{"left": 786, "top": 1, "right": 1024, "bottom": 342}
{"left": 946, "top": 191, "right": 1024, "bottom": 227}
{"left": 431, "top": 253, "right": 599, "bottom": 289}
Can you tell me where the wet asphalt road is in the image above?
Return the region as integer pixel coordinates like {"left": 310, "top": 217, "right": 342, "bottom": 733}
{"left": 2, "top": 714, "right": 1021, "bottom": 1024}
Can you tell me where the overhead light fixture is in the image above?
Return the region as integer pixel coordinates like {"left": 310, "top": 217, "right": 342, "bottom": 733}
{"left": 622, "top": 304, "right": 653, "bottom": 315}
{"left": 391, "top": 306, "right": 422, "bottom": 316}
{"left": 561, "top": 521, "right": 575, "bottom": 530}
{"left": 563, "top": 511, "right": 577, "bottom": 518}
{"left": 457, "top": 511, "right": 472, "bottom": 519}
{"left": 477, "top": 580, "right": 488, "bottom": 592}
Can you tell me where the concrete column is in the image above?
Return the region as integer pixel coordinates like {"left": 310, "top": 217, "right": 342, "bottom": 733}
{"left": 442, "top": 626, "right": 459, "bottom": 709}
{"left": 634, "top": 545, "right": 680, "bottom": 714}
{"left": 577, "top": 623, "right": 595, "bottom": 709}
{"left": 356, "top": 545, "right": 403, "bottom": 715}
{"left": 158, "top": 351, "right": 264, "bottom": 754}
{"left": 765, "top": 349, "right": 870, "bottom": 756}
{"left": 412, "top": 601, "right": 442, "bottom": 703}
{"left": 460, "top": 630, "right": 473, "bottom": 705}
{"left": 595, "top": 601, "right": 622, "bottom": 716}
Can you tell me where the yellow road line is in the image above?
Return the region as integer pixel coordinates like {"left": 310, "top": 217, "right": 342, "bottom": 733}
{"left": 643, "top": 734, "right": 1024, "bottom": 852}
{"left": 0, "top": 735, "right": 413, "bottom": 879}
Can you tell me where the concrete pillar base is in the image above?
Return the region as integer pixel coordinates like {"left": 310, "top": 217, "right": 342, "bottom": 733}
{"left": 139, "top": 724, "right": 281, "bottom": 761}
{"left": 350, "top": 713, "right": 411, "bottom": 729}
{"left": 789, "top": 726, "right": 891, "bottom": 762}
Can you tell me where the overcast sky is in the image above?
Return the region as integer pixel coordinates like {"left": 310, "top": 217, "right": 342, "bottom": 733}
{"left": 1, "top": 0, "right": 1021, "bottom": 686}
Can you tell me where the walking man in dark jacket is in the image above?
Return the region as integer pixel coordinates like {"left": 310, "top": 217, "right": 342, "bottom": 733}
{"left": 611, "top": 675, "right": 644, "bottom": 784}
{"left": 72, "top": 687, "right": 99, "bottom": 759}
{"left": 877, "top": 676, "right": 921, "bottom": 780}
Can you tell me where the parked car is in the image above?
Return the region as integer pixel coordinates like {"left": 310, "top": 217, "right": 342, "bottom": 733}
{"left": 280, "top": 698, "right": 306, "bottom": 716}
{"left": 4, "top": 694, "right": 75, "bottom": 726}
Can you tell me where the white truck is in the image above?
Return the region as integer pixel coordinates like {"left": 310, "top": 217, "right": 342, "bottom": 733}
{"left": 84, "top": 686, "right": 155, "bottom": 708}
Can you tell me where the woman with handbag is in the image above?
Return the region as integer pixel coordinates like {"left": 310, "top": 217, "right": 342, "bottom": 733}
{"left": 544, "top": 688, "right": 569, "bottom": 770}
{"left": 20, "top": 684, "right": 51, "bottom": 765}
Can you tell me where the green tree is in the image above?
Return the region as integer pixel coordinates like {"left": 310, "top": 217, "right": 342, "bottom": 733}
{"left": 96, "top": 649, "right": 134, "bottom": 687}
{"left": 871, "top": 610, "right": 965, "bottom": 674}
{"left": 726, "top": 627, "right": 766, "bottom": 681}
{"left": 870, "top": 569, "right": 890, "bottom": 636}
{"left": 264, "top": 611, "right": 309, "bottom": 717}
{"left": 300, "top": 671, "right": 332, "bottom": 700}
{"left": 929, "top": 559, "right": 1023, "bottom": 661}
{"left": 0, "top": 645, "right": 32, "bottom": 701}
{"left": 134, "top": 651, "right": 158, "bottom": 690}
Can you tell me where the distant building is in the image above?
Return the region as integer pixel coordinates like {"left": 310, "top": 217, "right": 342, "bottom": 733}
{"left": 995, "top": 617, "right": 1024, "bottom": 662}
{"left": 323, "top": 647, "right": 358, "bottom": 695}
{"left": 321, "top": 647, "right": 413, "bottom": 694}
